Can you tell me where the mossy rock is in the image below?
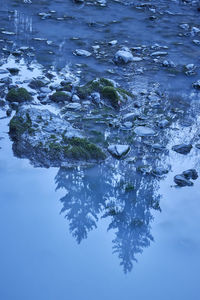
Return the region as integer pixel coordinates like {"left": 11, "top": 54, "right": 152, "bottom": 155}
{"left": 76, "top": 77, "right": 133, "bottom": 108}
{"left": 9, "top": 113, "right": 34, "bottom": 139}
{"left": 61, "top": 84, "right": 73, "bottom": 92}
{"left": 76, "top": 78, "right": 114, "bottom": 99}
{"left": 49, "top": 91, "right": 71, "bottom": 103}
{"left": 6, "top": 88, "right": 32, "bottom": 103}
{"left": 64, "top": 137, "right": 106, "bottom": 160}
{"left": 101, "top": 86, "right": 120, "bottom": 108}
{"left": 29, "top": 79, "right": 47, "bottom": 90}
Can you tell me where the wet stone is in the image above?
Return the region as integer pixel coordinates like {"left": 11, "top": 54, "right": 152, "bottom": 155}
{"left": 182, "top": 169, "right": 198, "bottom": 180}
{"left": 134, "top": 126, "right": 156, "bottom": 136}
{"left": 108, "top": 144, "right": 130, "bottom": 158}
{"left": 172, "top": 144, "right": 192, "bottom": 155}
{"left": 174, "top": 174, "right": 193, "bottom": 187}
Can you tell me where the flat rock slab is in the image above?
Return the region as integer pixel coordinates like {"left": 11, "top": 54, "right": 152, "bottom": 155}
{"left": 108, "top": 144, "right": 130, "bottom": 158}
{"left": 134, "top": 126, "right": 156, "bottom": 136}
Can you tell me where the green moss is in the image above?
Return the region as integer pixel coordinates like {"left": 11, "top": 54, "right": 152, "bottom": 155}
{"left": 101, "top": 86, "right": 120, "bottom": 107}
{"left": 125, "top": 183, "right": 134, "bottom": 192}
{"left": 76, "top": 78, "right": 132, "bottom": 108}
{"left": 61, "top": 84, "right": 73, "bottom": 92}
{"left": 116, "top": 88, "right": 133, "bottom": 99}
{"left": 29, "top": 80, "right": 47, "bottom": 89}
{"left": 6, "top": 88, "right": 32, "bottom": 103}
{"left": 50, "top": 134, "right": 57, "bottom": 139}
{"left": 99, "top": 78, "right": 114, "bottom": 87}
{"left": 50, "top": 91, "right": 71, "bottom": 102}
{"left": 76, "top": 78, "right": 114, "bottom": 98}
{"left": 9, "top": 113, "right": 33, "bottom": 139}
{"left": 64, "top": 137, "right": 106, "bottom": 160}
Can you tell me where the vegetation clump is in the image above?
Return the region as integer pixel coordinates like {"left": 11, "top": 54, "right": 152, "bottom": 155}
{"left": 101, "top": 86, "right": 120, "bottom": 108}
{"left": 6, "top": 88, "right": 32, "bottom": 103}
{"left": 64, "top": 137, "right": 106, "bottom": 160}
{"left": 29, "top": 79, "right": 47, "bottom": 90}
{"left": 9, "top": 113, "right": 34, "bottom": 139}
{"left": 76, "top": 77, "right": 133, "bottom": 108}
{"left": 50, "top": 91, "right": 71, "bottom": 102}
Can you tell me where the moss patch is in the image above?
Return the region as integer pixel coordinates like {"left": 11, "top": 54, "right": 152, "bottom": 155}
{"left": 101, "top": 86, "right": 120, "bottom": 108}
{"left": 6, "top": 88, "right": 32, "bottom": 103}
{"left": 9, "top": 113, "right": 33, "bottom": 139}
{"left": 76, "top": 78, "right": 114, "bottom": 99}
{"left": 50, "top": 91, "right": 71, "bottom": 102}
{"left": 29, "top": 80, "right": 47, "bottom": 90}
{"left": 76, "top": 77, "right": 133, "bottom": 108}
{"left": 64, "top": 137, "right": 106, "bottom": 160}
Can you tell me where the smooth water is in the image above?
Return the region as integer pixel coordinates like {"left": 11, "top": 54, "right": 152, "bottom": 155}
{"left": 1, "top": 1, "right": 200, "bottom": 299}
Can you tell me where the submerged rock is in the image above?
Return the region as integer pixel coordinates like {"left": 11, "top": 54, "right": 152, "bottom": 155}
{"left": 73, "top": 49, "right": 92, "bottom": 57}
{"left": 108, "top": 144, "right": 130, "bottom": 158}
{"left": 172, "top": 144, "right": 192, "bottom": 155}
{"left": 134, "top": 126, "right": 156, "bottom": 136}
{"left": 193, "top": 80, "right": 200, "bottom": 89}
{"left": 114, "top": 48, "right": 134, "bottom": 64}
{"left": 76, "top": 78, "right": 133, "bottom": 108}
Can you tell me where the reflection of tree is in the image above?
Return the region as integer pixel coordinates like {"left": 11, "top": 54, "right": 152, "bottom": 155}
{"left": 55, "top": 166, "right": 109, "bottom": 244}
{"left": 55, "top": 160, "right": 161, "bottom": 273}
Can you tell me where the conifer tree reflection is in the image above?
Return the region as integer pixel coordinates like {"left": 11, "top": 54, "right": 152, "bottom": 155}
{"left": 55, "top": 161, "right": 161, "bottom": 272}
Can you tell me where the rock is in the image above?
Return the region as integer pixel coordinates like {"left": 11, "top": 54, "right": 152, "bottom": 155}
{"left": 72, "top": 94, "right": 80, "bottom": 102}
{"left": 123, "top": 121, "right": 133, "bottom": 129}
{"left": 152, "top": 167, "right": 169, "bottom": 177}
{"left": 162, "top": 60, "right": 176, "bottom": 67}
{"left": 6, "top": 88, "right": 32, "bottom": 103}
{"left": 50, "top": 91, "right": 71, "bottom": 102}
{"left": 0, "top": 69, "right": 9, "bottom": 75}
{"left": 174, "top": 174, "right": 193, "bottom": 187}
{"left": 172, "top": 144, "right": 192, "bottom": 155}
{"left": 40, "top": 87, "right": 51, "bottom": 94}
{"left": 179, "top": 23, "right": 189, "bottom": 30}
{"left": 108, "top": 144, "right": 130, "bottom": 158}
{"left": 152, "top": 143, "right": 166, "bottom": 151}
{"left": 91, "top": 92, "right": 101, "bottom": 104}
{"left": 108, "top": 40, "right": 118, "bottom": 46}
{"left": 191, "top": 26, "right": 200, "bottom": 36}
{"left": 114, "top": 48, "right": 134, "bottom": 64}
{"left": 65, "top": 103, "right": 81, "bottom": 110}
{"left": 182, "top": 169, "right": 198, "bottom": 180}
{"left": 134, "top": 126, "right": 156, "bottom": 136}
{"left": 193, "top": 80, "right": 200, "bottom": 89}
{"left": 151, "top": 51, "right": 168, "bottom": 56}
{"left": 73, "top": 49, "right": 92, "bottom": 57}
{"left": 7, "top": 68, "right": 20, "bottom": 75}
{"left": 185, "top": 64, "right": 196, "bottom": 75}
{"left": 193, "top": 39, "right": 200, "bottom": 45}
{"left": 157, "top": 119, "right": 169, "bottom": 128}
{"left": 123, "top": 112, "right": 139, "bottom": 121}
{"left": 6, "top": 108, "right": 12, "bottom": 117}
{"left": 9, "top": 107, "right": 106, "bottom": 166}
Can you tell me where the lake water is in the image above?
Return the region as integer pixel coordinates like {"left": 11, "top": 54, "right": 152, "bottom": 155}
{"left": 0, "top": 1, "right": 200, "bottom": 299}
